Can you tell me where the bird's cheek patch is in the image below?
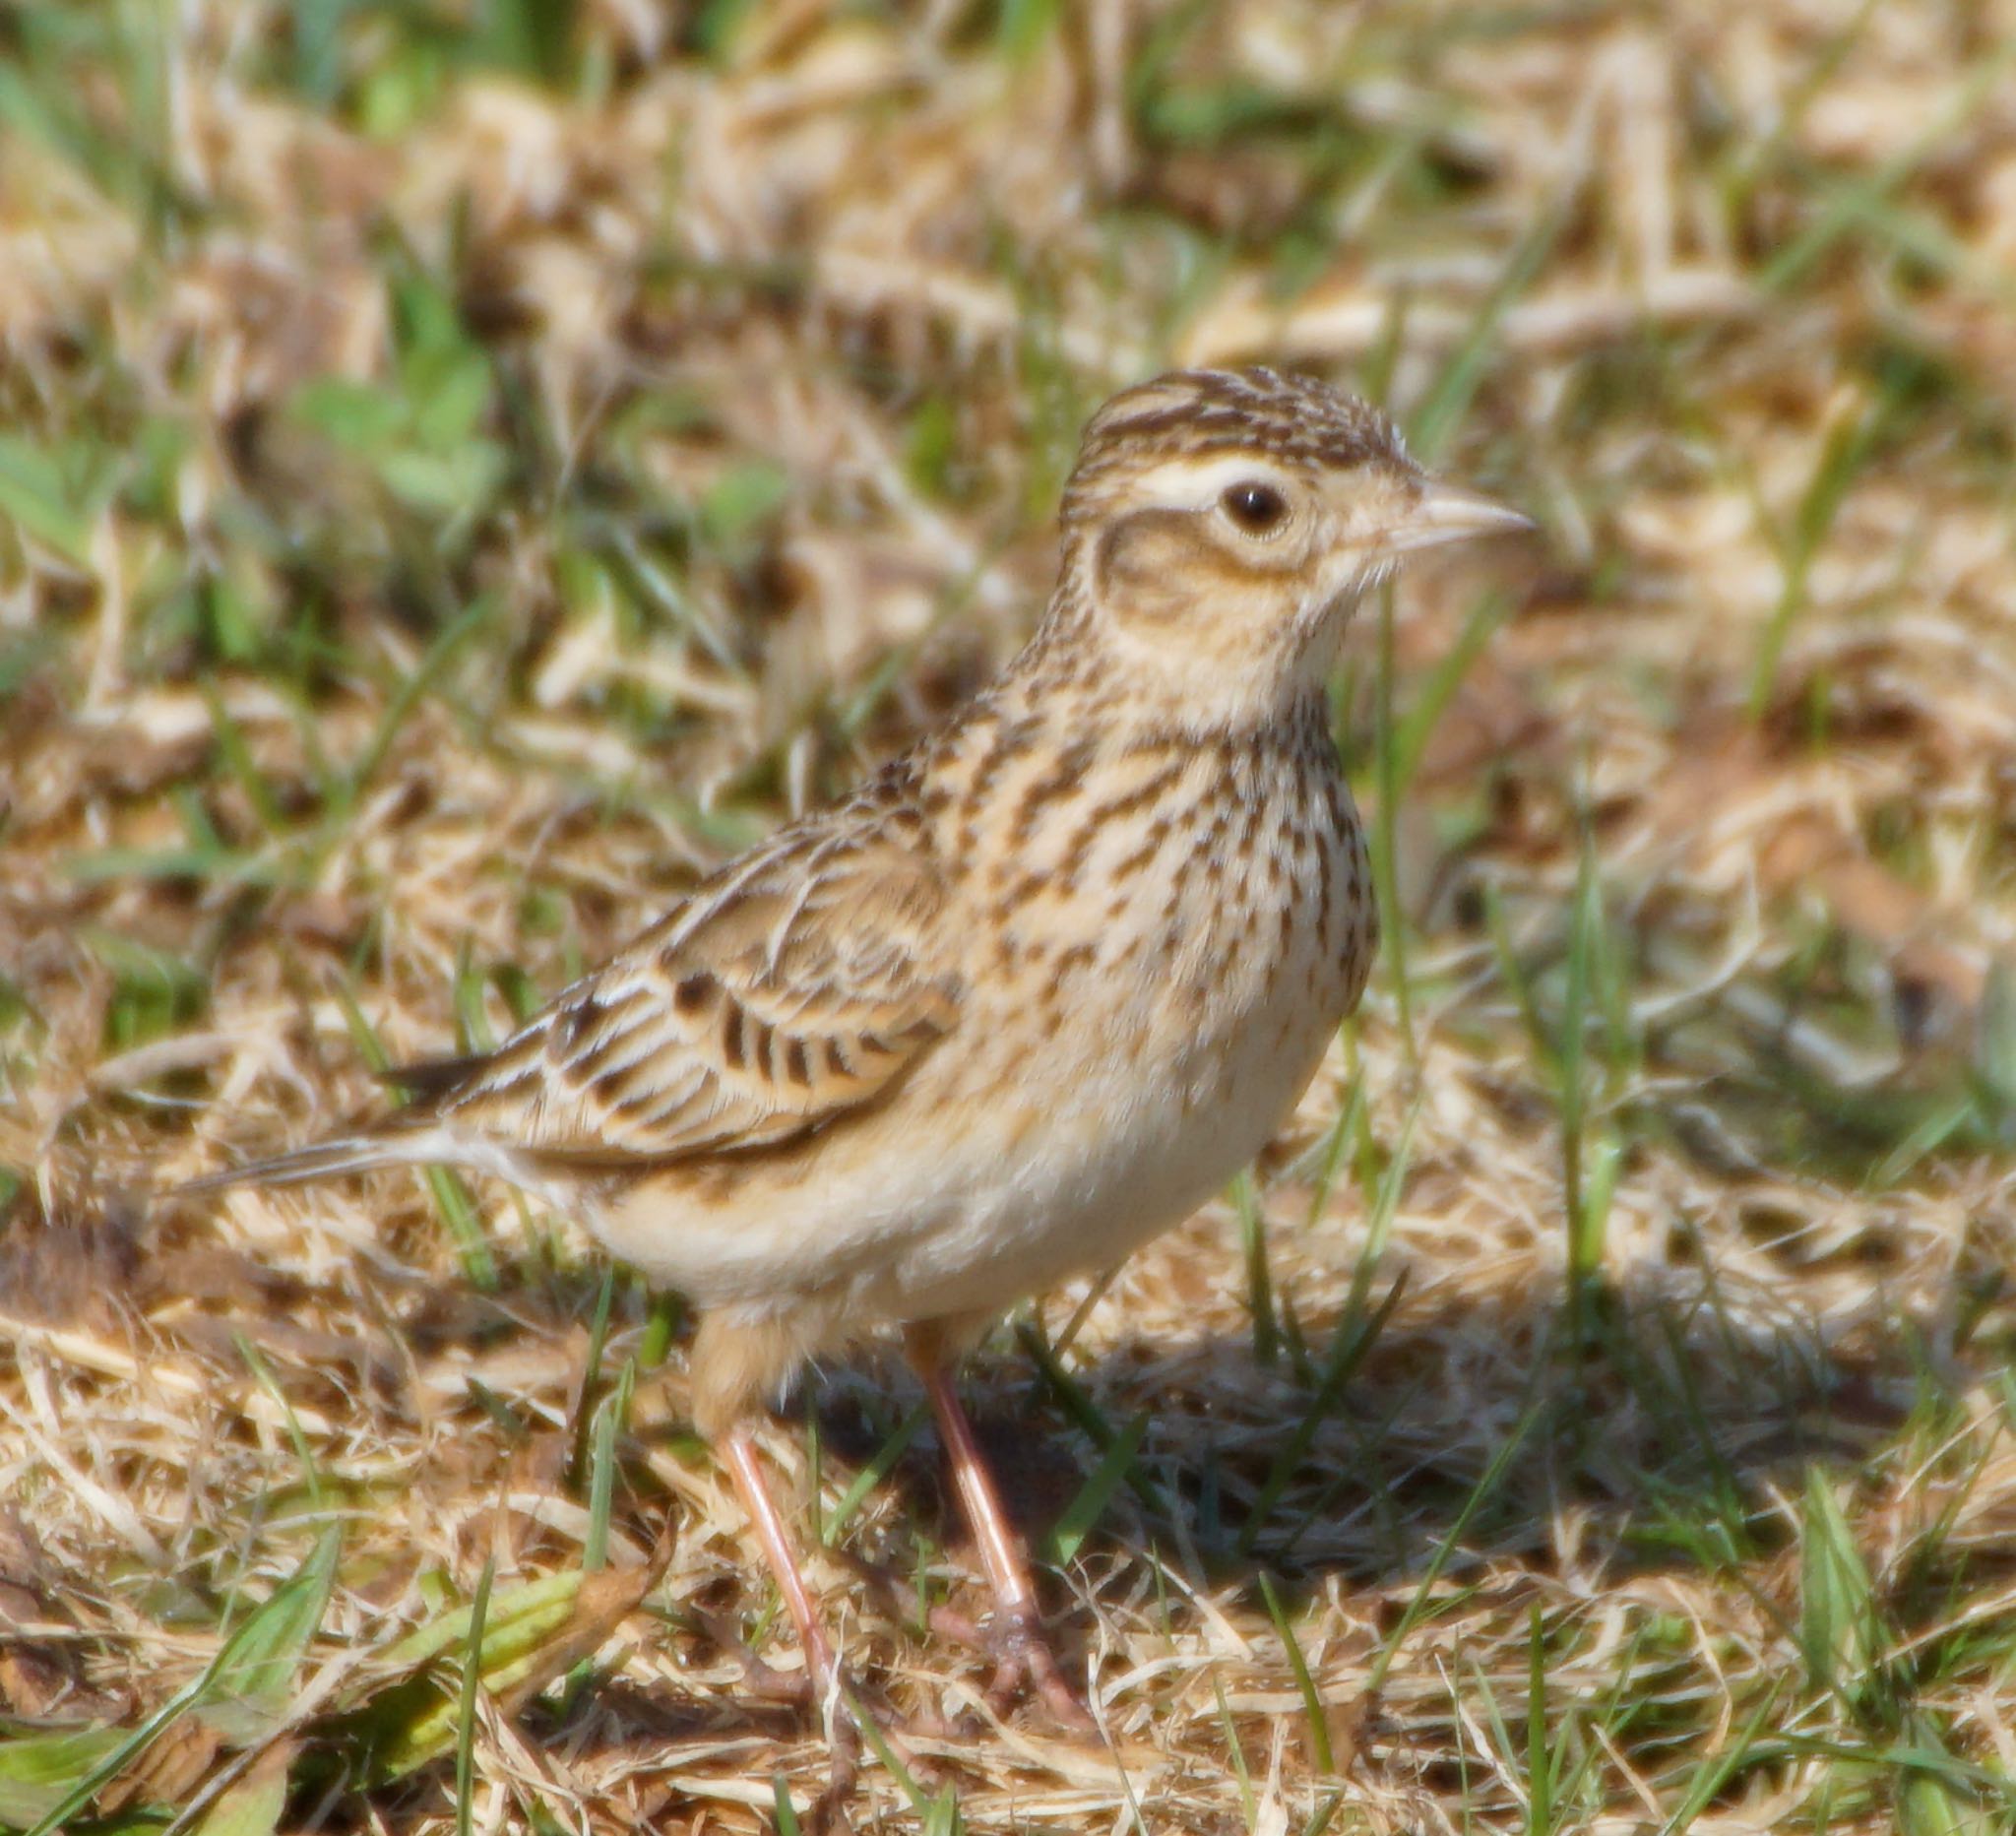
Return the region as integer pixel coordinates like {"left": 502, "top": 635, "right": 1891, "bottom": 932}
{"left": 1095, "top": 509, "right": 1223, "bottom": 625}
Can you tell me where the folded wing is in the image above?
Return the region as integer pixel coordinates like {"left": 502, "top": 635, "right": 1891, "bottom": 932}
{"left": 428, "top": 825, "right": 960, "bottom": 1169}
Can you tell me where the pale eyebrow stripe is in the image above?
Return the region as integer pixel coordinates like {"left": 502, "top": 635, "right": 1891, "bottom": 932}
{"left": 1124, "top": 452, "right": 1295, "bottom": 507}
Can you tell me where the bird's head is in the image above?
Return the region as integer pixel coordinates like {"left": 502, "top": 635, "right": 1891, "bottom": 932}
{"left": 1053, "top": 367, "right": 1529, "bottom": 725}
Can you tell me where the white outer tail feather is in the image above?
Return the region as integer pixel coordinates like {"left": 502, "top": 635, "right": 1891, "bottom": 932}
{"left": 176, "top": 1124, "right": 542, "bottom": 1201}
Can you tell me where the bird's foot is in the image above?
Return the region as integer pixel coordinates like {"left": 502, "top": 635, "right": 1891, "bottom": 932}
{"left": 911, "top": 1598, "right": 1095, "bottom": 1734}
{"left": 691, "top": 1606, "right": 816, "bottom": 1706}
{"left": 984, "top": 1610, "right": 1097, "bottom": 1735}
{"left": 693, "top": 1607, "right": 936, "bottom": 1761}
{"left": 811, "top": 1709, "right": 862, "bottom": 1829}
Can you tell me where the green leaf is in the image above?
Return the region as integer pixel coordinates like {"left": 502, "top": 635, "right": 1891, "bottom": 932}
{"left": 0, "top": 433, "right": 103, "bottom": 565}
{"left": 81, "top": 926, "right": 209, "bottom": 1049}
{"left": 381, "top": 1574, "right": 586, "bottom": 1676}
{"left": 11, "top": 1528, "right": 340, "bottom": 1836}
{"left": 692, "top": 0, "right": 761, "bottom": 63}
{"left": 486, "top": 0, "right": 579, "bottom": 85}
{"left": 996, "top": 0, "right": 1062, "bottom": 62}
{"left": 700, "top": 461, "right": 790, "bottom": 555}
{"left": 905, "top": 395, "right": 958, "bottom": 499}
{"left": 290, "top": 377, "right": 407, "bottom": 451}
{"left": 1800, "top": 1465, "right": 1882, "bottom": 1705}
{"left": 375, "top": 443, "right": 504, "bottom": 518}
{"left": 347, "top": 1570, "right": 589, "bottom": 1780}
{"left": 285, "top": 319, "right": 504, "bottom": 521}
{"left": 1973, "top": 961, "right": 2016, "bottom": 1136}
{"left": 1898, "top": 1768, "right": 1996, "bottom": 1836}
{"left": 0, "top": 630, "right": 60, "bottom": 704}
{"left": 197, "top": 1524, "right": 342, "bottom": 1744}
{"left": 407, "top": 344, "right": 493, "bottom": 449}
{"left": 0, "top": 1724, "right": 129, "bottom": 1826}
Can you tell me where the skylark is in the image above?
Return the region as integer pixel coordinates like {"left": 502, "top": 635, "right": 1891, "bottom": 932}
{"left": 186, "top": 366, "right": 1529, "bottom": 1737}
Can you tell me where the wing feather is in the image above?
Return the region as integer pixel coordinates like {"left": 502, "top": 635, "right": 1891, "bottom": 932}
{"left": 422, "top": 820, "right": 958, "bottom": 1168}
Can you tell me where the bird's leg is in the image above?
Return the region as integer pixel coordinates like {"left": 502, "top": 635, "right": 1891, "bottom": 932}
{"left": 904, "top": 1327, "right": 1097, "bottom": 1733}
{"left": 721, "top": 1424, "right": 958, "bottom": 1809}
{"left": 720, "top": 1425, "right": 861, "bottom": 1796}
{"left": 722, "top": 1425, "right": 845, "bottom": 1700}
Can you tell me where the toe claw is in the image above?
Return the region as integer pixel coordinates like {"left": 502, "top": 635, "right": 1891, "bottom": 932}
{"left": 989, "top": 1613, "right": 1098, "bottom": 1734}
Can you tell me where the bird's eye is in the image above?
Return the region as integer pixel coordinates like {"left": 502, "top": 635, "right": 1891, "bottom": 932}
{"left": 1221, "top": 480, "right": 1290, "bottom": 536}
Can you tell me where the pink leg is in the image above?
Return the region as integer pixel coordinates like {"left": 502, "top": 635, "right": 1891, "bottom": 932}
{"left": 905, "top": 1327, "right": 1096, "bottom": 1731}
{"left": 722, "top": 1426, "right": 945, "bottom": 1809}
{"left": 721, "top": 1426, "right": 843, "bottom": 1712}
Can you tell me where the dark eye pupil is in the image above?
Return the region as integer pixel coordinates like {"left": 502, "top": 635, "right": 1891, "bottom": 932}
{"left": 1224, "top": 481, "right": 1287, "bottom": 532}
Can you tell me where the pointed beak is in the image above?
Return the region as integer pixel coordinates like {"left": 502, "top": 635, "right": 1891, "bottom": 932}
{"left": 1378, "top": 479, "right": 1536, "bottom": 556}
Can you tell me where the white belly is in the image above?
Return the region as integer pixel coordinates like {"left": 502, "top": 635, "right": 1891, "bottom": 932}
{"left": 874, "top": 984, "right": 1339, "bottom": 1320}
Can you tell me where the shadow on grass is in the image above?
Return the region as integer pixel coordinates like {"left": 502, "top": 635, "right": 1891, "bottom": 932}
{"left": 806, "top": 1262, "right": 1925, "bottom": 1614}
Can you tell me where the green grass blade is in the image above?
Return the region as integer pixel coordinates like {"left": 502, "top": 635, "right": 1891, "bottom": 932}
{"left": 1231, "top": 1169, "right": 1278, "bottom": 1367}
{"left": 1391, "top": 587, "right": 1514, "bottom": 796}
{"left": 1657, "top": 1682, "right": 1788, "bottom": 1835}
{"left": 1746, "top": 392, "right": 1889, "bottom": 720}
{"left": 1258, "top": 1574, "right": 1332, "bottom": 1774}
{"left": 1407, "top": 195, "right": 1565, "bottom": 466}
{"left": 1800, "top": 1464, "right": 1884, "bottom": 1711}
{"left": 1047, "top": 1409, "right": 1150, "bottom": 1564}
{"left": 1015, "top": 1319, "right": 1169, "bottom": 1522}
{"left": 1370, "top": 580, "right": 1415, "bottom": 1065}
{"left": 583, "top": 1358, "right": 634, "bottom": 1574}
{"left": 1236, "top": 1103, "right": 1417, "bottom": 1558}
{"left": 821, "top": 1401, "right": 928, "bottom": 1548}
{"left": 567, "top": 1265, "right": 619, "bottom": 1490}
{"left": 455, "top": 1557, "right": 494, "bottom": 1836}
{"left": 1526, "top": 1604, "right": 1553, "bottom": 1836}
{"left": 341, "top": 593, "right": 498, "bottom": 811}
{"left": 1365, "top": 1387, "right": 1543, "bottom": 1695}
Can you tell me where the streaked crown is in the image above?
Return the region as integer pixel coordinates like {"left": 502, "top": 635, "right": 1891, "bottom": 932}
{"left": 1061, "top": 367, "right": 1411, "bottom": 527}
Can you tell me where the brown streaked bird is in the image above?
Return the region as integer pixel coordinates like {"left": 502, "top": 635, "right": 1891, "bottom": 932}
{"left": 182, "top": 367, "right": 1529, "bottom": 1742}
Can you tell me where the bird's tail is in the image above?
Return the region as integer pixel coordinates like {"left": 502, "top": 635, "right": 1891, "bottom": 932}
{"left": 175, "top": 1051, "right": 502, "bottom": 1198}
{"left": 174, "top": 1118, "right": 465, "bottom": 1197}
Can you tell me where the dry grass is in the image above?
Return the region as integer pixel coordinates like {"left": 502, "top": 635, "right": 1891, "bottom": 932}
{"left": 3, "top": 2, "right": 2016, "bottom": 1831}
